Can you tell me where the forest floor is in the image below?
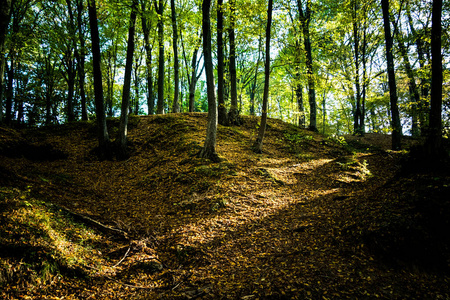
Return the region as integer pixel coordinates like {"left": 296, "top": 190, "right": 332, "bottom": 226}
{"left": 0, "top": 113, "right": 449, "bottom": 299}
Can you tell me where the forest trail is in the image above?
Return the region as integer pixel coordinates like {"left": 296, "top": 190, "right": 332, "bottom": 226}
{"left": 1, "top": 113, "right": 449, "bottom": 299}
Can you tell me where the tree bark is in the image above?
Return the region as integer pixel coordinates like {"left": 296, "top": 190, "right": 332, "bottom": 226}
{"left": 352, "top": 0, "right": 362, "bottom": 135}
{"left": 198, "top": 0, "right": 219, "bottom": 162}
{"left": 425, "top": 0, "right": 442, "bottom": 157}
{"left": 170, "top": 0, "right": 180, "bottom": 113}
{"left": 0, "top": 0, "right": 12, "bottom": 123}
{"left": 217, "top": 0, "right": 228, "bottom": 125}
{"left": 156, "top": 0, "right": 165, "bottom": 114}
{"left": 381, "top": 0, "right": 401, "bottom": 150}
{"left": 118, "top": 0, "right": 137, "bottom": 159}
{"left": 76, "top": 0, "right": 88, "bottom": 121}
{"left": 88, "top": 0, "right": 111, "bottom": 159}
{"left": 253, "top": 0, "right": 273, "bottom": 153}
{"left": 141, "top": 0, "right": 154, "bottom": 115}
{"left": 228, "top": 0, "right": 239, "bottom": 125}
{"left": 298, "top": 0, "right": 316, "bottom": 132}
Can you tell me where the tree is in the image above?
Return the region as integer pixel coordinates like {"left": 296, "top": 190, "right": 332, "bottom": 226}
{"left": 228, "top": 0, "right": 239, "bottom": 125}
{"left": 76, "top": 0, "right": 88, "bottom": 121}
{"left": 425, "top": 0, "right": 443, "bottom": 157}
{"left": 155, "top": 0, "right": 165, "bottom": 114}
{"left": 118, "top": 0, "right": 138, "bottom": 159}
{"left": 381, "top": 0, "right": 401, "bottom": 150}
{"left": 171, "top": 0, "right": 180, "bottom": 113}
{"left": 217, "top": 0, "right": 228, "bottom": 125}
{"left": 298, "top": 0, "right": 317, "bottom": 131}
{"left": 88, "top": 0, "right": 110, "bottom": 159}
{"left": 198, "top": 0, "right": 219, "bottom": 162}
{"left": 0, "top": 0, "right": 12, "bottom": 123}
{"left": 140, "top": 0, "right": 155, "bottom": 115}
{"left": 253, "top": 0, "right": 273, "bottom": 153}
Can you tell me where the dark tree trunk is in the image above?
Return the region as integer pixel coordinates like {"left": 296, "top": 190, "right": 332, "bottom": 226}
{"left": 228, "top": 0, "right": 239, "bottom": 125}
{"left": 88, "top": 0, "right": 110, "bottom": 159}
{"left": 170, "top": 0, "right": 180, "bottom": 113}
{"left": 298, "top": 0, "right": 316, "bottom": 131}
{"left": 0, "top": 0, "right": 12, "bottom": 123}
{"left": 425, "top": 0, "right": 443, "bottom": 157}
{"left": 65, "top": 0, "right": 77, "bottom": 122}
{"left": 352, "top": 0, "right": 362, "bottom": 135}
{"left": 217, "top": 0, "right": 228, "bottom": 125}
{"left": 188, "top": 33, "right": 203, "bottom": 112}
{"left": 156, "top": 0, "right": 165, "bottom": 114}
{"left": 5, "top": 54, "right": 13, "bottom": 125}
{"left": 381, "top": 0, "right": 401, "bottom": 150}
{"left": 118, "top": 0, "right": 137, "bottom": 159}
{"left": 141, "top": 0, "right": 154, "bottom": 115}
{"left": 76, "top": 0, "right": 88, "bottom": 121}
{"left": 249, "top": 34, "right": 263, "bottom": 116}
{"left": 198, "top": 0, "right": 219, "bottom": 162}
{"left": 253, "top": 0, "right": 272, "bottom": 153}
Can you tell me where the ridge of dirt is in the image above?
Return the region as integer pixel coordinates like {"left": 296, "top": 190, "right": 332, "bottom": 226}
{"left": 1, "top": 113, "right": 449, "bottom": 299}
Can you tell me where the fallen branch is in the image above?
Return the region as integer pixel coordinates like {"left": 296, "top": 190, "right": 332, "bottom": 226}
{"left": 49, "top": 203, "right": 128, "bottom": 240}
{"left": 112, "top": 245, "right": 132, "bottom": 268}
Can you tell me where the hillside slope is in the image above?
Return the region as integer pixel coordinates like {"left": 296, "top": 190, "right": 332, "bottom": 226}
{"left": 1, "top": 113, "right": 449, "bottom": 299}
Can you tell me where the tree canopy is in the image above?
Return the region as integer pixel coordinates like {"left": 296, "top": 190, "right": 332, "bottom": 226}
{"left": 0, "top": 0, "right": 448, "bottom": 152}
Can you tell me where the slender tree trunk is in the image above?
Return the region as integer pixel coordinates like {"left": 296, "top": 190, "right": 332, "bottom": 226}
{"left": 228, "top": 0, "right": 239, "bottom": 125}
{"left": 217, "top": 0, "right": 228, "bottom": 125}
{"left": 253, "top": 0, "right": 273, "bottom": 153}
{"left": 156, "top": 0, "right": 165, "bottom": 114}
{"left": 298, "top": 0, "right": 316, "bottom": 131}
{"left": 188, "top": 48, "right": 199, "bottom": 112}
{"left": 352, "top": 0, "right": 362, "bottom": 135}
{"left": 76, "top": 0, "right": 88, "bottom": 120}
{"left": 0, "top": 0, "right": 12, "bottom": 123}
{"left": 141, "top": 0, "right": 154, "bottom": 115}
{"left": 88, "top": 0, "right": 110, "bottom": 159}
{"left": 381, "top": 0, "right": 401, "bottom": 150}
{"left": 5, "top": 53, "right": 14, "bottom": 125}
{"left": 425, "top": 0, "right": 442, "bottom": 157}
{"left": 198, "top": 0, "right": 219, "bottom": 162}
{"left": 170, "top": 0, "right": 180, "bottom": 113}
{"left": 249, "top": 34, "right": 263, "bottom": 116}
{"left": 360, "top": 18, "right": 367, "bottom": 135}
{"left": 118, "top": 0, "right": 137, "bottom": 159}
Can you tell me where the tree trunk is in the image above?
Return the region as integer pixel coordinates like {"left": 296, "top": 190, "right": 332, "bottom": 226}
{"left": 141, "top": 0, "right": 154, "bottom": 115}
{"left": 76, "top": 0, "right": 88, "bottom": 121}
{"left": 88, "top": 0, "right": 111, "bottom": 159}
{"left": 170, "top": 0, "right": 180, "bottom": 113}
{"left": 425, "top": 0, "right": 442, "bottom": 157}
{"left": 217, "top": 0, "right": 228, "bottom": 125}
{"left": 156, "top": 0, "right": 165, "bottom": 114}
{"left": 198, "top": 0, "right": 219, "bottom": 162}
{"left": 381, "top": 0, "right": 401, "bottom": 150}
{"left": 298, "top": 0, "right": 316, "bottom": 132}
{"left": 352, "top": 0, "right": 362, "bottom": 135}
{"left": 0, "top": 0, "right": 12, "bottom": 123}
{"left": 118, "top": 0, "right": 137, "bottom": 159}
{"left": 228, "top": 0, "right": 239, "bottom": 125}
{"left": 253, "top": 0, "right": 273, "bottom": 153}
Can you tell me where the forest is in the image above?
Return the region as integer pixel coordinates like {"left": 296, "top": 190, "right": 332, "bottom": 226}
{"left": 0, "top": 0, "right": 449, "bottom": 298}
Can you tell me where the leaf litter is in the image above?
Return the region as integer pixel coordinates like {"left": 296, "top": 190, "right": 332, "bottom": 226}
{"left": 0, "top": 113, "right": 449, "bottom": 299}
